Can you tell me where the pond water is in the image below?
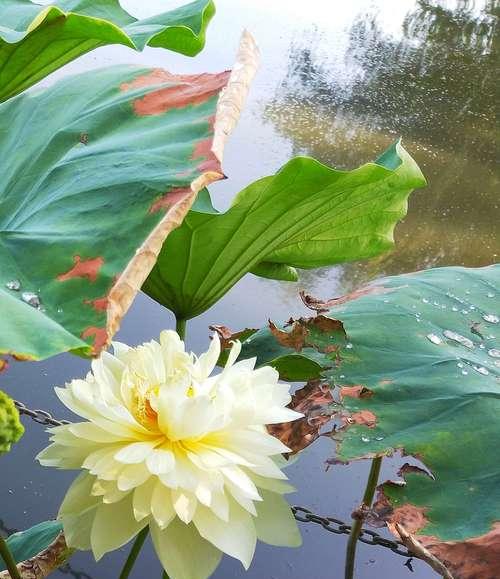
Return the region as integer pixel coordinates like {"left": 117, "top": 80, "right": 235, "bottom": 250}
{"left": 1, "top": 1, "right": 498, "bottom": 578}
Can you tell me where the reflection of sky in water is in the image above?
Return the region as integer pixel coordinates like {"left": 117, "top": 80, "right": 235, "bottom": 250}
{"left": 3, "top": 1, "right": 496, "bottom": 577}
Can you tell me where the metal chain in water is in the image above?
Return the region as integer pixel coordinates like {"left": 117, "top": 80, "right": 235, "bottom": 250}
{"left": 291, "top": 507, "right": 413, "bottom": 558}
{"left": 13, "top": 400, "right": 415, "bottom": 564}
{"left": 13, "top": 400, "right": 70, "bottom": 427}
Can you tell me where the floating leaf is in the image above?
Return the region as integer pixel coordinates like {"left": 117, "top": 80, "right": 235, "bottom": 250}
{"left": 144, "top": 140, "right": 426, "bottom": 320}
{"left": 0, "top": 0, "right": 215, "bottom": 102}
{"left": 0, "top": 521, "right": 68, "bottom": 578}
{"left": 0, "top": 32, "right": 259, "bottom": 361}
{"left": 0, "top": 390, "right": 24, "bottom": 453}
{"left": 224, "top": 265, "right": 500, "bottom": 578}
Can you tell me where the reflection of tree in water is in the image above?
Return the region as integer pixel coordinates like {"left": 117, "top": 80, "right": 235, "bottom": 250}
{"left": 267, "top": 0, "right": 499, "bottom": 296}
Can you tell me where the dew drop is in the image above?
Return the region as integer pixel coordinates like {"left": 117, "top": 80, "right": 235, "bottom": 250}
{"left": 5, "top": 279, "right": 21, "bottom": 291}
{"left": 340, "top": 374, "right": 346, "bottom": 379}
{"left": 487, "top": 348, "right": 500, "bottom": 358}
{"left": 345, "top": 343, "right": 353, "bottom": 349}
{"left": 422, "top": 298, "right": 429, "bottom": 304}
{"left": 487, "top": 292, "right": 495, "bottom": 298}
{"left": 457, "top": 362, "right": 464, "bottom": 368}
{"left": 361, "top": 436, "right": 370, "bottom": 443}
{"left": 375, "top": 436, "right": 384, "bottom": 441}
{"left": 472, "top": 365, "right": 489, "bottom": 376}
{"left": 452, "top": 306, "right": 459, "bottom": 312}
{"left": 461, "top": 369, "right": 469, "bottom": 375}
{"left": 479, "top": 344, "right": 485, "bottom": 349}
{"left": 483, "top": 314, "right": 499, "bottom": 324}
{"left": 427, "top": 333, "right": 442, "bottom": 345}
{"left": 461, "top": 309, "right": 468, "bottom": 315}
{"left": 21, "top": 291, "right": 41, "bottom": 308}
{"left": 57, "top": 307, "right": 63, "bottom": 314}
{"left": 443, "top": 330, "right": 474, "bottom": 349}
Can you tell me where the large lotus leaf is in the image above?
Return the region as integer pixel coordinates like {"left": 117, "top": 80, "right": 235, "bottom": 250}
{"left": 0, "top": 521, "right": 68, "bottom": 577}
{"left": 220, "top": 265, "right": 500, "bottom": 578}
{"left": 0, "top": 0, "right": 215, "bottom": 102}
{"left": 143, "top": 140, "right": 426, "bottom": 320}
{"left": 0, "top": 390, "right": 24, "bottom": 453}
{"left": 0, "top": 33, "right": 258, "bottom": 361}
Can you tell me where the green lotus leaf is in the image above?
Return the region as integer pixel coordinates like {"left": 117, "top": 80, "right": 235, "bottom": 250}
{"left": 226, "top": 265, "right": 500, "bottom": 574}
{"left": 0, "top": 390, "right": 24, "bottom": 454}
{"left": 143, "top": 140, "right": 426, "bottom": 320}
{"left": 0, "top": 62, "right": 239, "bottom": 361}
{"left": 0, "top": 0, "right": 215, "bottom": 102}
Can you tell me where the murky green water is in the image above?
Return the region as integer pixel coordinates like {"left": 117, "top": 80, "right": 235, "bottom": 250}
{"left": 1, "top": 1, "right": 497, "bottom": 578}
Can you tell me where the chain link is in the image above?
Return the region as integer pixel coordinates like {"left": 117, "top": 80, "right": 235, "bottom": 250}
{"left": 13, "top": 401, "right": 415, "bottom": 562}
{"left": 290, "top": 507, "right": 413, "bottom": 557}
{"left": 13, "top": 400, "right": 69, "bottom": 427}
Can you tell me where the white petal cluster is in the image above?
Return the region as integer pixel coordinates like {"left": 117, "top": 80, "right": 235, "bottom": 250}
{"left": 37, "top": 331, "right": 302, "bottom": 578}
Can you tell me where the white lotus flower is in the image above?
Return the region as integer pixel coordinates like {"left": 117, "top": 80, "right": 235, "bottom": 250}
{"left": 37, "top": 331, "right": 302, "bottom": 579}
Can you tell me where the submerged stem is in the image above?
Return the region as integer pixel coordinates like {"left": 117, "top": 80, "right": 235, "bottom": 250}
{"left": 0, "top": 534, "right": 21, "bottom": 579}
{"left": 176, "top": 317, "right": 187, "bottom": 340}
{"left": 344, "top": 456, "right": 382, "bottom": 579}
{"left": 119, "top": 527, "right": 149, "bottom": 579}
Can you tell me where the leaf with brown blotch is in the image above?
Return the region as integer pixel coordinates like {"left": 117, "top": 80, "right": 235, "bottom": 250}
{"left": 268, "top": 380, "right": 336, "bottom": 454}
{"left": 374, "top": 489, "right": 500, "bottom": 579}
{"left": 0, "top": 32, "right": 259, "bottom": 362}
{"left": 232, "top": 265, "right": 500, "bottom": 579}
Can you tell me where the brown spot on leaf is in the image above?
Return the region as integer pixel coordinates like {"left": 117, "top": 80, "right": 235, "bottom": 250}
{"left": 0, "top": 359, "right": 8, "bottom": 372}
{"left": 418, "top": 523, "right": 500, "bottom": 579}
{"left": 81, "top": 326, "right": 108, "bottom": 356}
{"left": 269, "top": 319, "right": 308, "bottom": 352}
{"left": 348, "top": 410, "right": 377, "bottom": 428}
{"left": 191, "top": 137, "right": 221, "bottom": 173}
{"left": 84, "top": 297, "right": 108, "bottom": 312}
{"left": 268, "top": 315, "right": 345, "bottom": 354}
{"left": 209, "top": 325, "right": 257, "bottom": 350}
{"left": 340, "top": 385, "right": 374, "bottom": 399}
{"left": 57, "top": 256, "right": 104, "bottom": 283}
{"left": 374, "top": 490, "right": 429, "bottom": 534}
{"left": 149, "top": 187, "right": 193, "bottom": 214}
{"left": 79, "top": 133, "right": 88, "bottom": 145}
{"left": 121, "top": 69, "right": 231, "bottom": 117}
{"left": 300, "top": 285, "right": 393, "bottom": 313}
{"left": 268, "top": 380, "right": 336, "bottom": 454}
{"left": 377, "top": 487, "right": 500, "bottom": 578}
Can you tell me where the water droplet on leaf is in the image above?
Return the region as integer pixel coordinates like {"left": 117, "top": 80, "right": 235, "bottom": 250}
{"left": 483, "top": 314, "right": 499, "bottom": 324}
{"left": 5, "top": 280, "right": 21, "bottom": 291}
{"left": 427, "top": 333, "right": 442, "bottom": 345}
{"left": 487, "top": 348, "right": 500, "bottom": 358}
{"left": 443, "top": 330, "right": 474, "bottom": 349}
{"left": 21, "top": 292, "right": 41, "bottom": 308}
